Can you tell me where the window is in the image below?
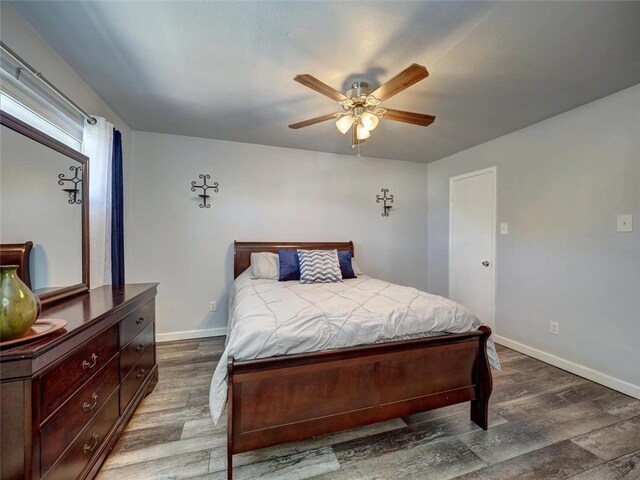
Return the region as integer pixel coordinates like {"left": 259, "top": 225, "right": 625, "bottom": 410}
{"left": 0, "top": 92, "right": 82, "bottom": 150}
{"left": 1, "top": 48, "right": 84, "bottom": 151}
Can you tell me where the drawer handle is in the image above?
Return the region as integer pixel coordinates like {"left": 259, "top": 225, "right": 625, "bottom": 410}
{"left": 136, "top": 317, "right": 144, "bottom": 325}
{"left": 82, "top": 393, "right": 98, "bottom": 412}
{"left": 135, "top": 343, "right": 145, "bottom": 352}
{"left": 82, "top": 353, "right": 98, "bottom": 370}
{"left": 83, "top": 433, "right": 99, "bottom": 455}
{"left": 136, "top": 368, "right": 146, "bottom": 379}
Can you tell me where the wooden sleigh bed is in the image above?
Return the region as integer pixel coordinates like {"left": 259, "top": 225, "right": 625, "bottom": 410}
{"left": 226, "top": 241, "right": 493, "bottom": 479}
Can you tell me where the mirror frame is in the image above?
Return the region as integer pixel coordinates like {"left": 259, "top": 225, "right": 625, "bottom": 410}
{"left": 1, "top": 110, "right": 90, "bottom": 306}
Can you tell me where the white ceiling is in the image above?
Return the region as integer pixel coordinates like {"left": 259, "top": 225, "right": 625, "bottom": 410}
{"left": 9, "top": 1, "right": 640, "bottom": 163}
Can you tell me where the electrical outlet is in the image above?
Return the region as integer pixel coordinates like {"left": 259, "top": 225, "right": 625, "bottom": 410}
{"left": 209, "top": 301, "right": 217, "bottom": 312}
{"left": 550, "top": 321, "right": 559, "bottom": 335}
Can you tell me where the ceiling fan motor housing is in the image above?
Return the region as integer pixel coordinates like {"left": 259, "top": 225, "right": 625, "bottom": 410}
{"left": 347, "top": 81, "right": 372, "bottom": 99}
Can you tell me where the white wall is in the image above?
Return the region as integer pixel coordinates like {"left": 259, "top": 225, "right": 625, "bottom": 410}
{"left": 427, "top": 84, "right": 640, "bottom": 396}
{"left": 126, "top": 132, "right": 429, "bottom": 340}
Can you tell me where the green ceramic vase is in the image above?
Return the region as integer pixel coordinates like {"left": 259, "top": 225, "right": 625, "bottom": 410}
{"left": 1, "top": 265, "right": 40, "bottom": 341}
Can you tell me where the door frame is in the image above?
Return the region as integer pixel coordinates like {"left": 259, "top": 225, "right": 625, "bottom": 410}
{"left": 448, "top": 166, "right": 497, "bottom": 329}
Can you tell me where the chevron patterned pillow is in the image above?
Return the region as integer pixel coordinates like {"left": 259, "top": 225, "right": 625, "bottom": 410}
{"left": 297, "top": 249, "right": 342, "bottom": 283}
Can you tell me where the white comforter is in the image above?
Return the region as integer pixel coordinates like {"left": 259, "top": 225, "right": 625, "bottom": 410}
{"left": 209, "top": 271, "right": 501, "bottom": 423}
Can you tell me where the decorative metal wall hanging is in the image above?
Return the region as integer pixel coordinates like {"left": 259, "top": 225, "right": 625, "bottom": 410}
{"left": 58, "top": 166, "right": 82, "bottom": 204}
{"left": 376, "top": 188, "right": 394, "bottom": 217}
{"left": 190, "top": 174, "right": 219, "bottom": 208}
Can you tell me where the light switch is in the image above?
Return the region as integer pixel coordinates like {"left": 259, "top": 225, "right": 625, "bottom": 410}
{"left": 500, "top": 222, "right": 509, "bottom": 235}
{"left": 617, "top": 214, "right": 632, "bottom": 232}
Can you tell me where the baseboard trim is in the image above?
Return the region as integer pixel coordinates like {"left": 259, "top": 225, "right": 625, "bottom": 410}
{"left": 494, "top": 335, "right": 640, "bottom": 400}
{"left": 156, "top": 327, "right": 227, "bottom": 343}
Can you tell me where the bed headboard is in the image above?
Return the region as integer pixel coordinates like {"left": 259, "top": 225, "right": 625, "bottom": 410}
{"left": 234, "top": 241, "right": 354, "bottom": 279}
{"left": 0, "top": 241, "right": 33, "bottom": 288}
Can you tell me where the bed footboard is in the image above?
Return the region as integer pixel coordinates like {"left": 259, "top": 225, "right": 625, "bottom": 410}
{"left": 226, "top": 326, "right": 492, "bottom": 479}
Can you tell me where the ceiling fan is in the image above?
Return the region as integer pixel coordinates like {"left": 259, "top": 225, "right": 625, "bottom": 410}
{"left": 289, "top": 64, "right": 435, "bottom": 150}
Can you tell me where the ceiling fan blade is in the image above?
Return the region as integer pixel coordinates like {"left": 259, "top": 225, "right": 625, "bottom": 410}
{"left": 383, "top": 108, "right": 435, "bottom": 127}
{"left": 288, "top": 112, "right": 338, "bottom": 129}
{"left": 294, "top": 74, "right": 348, "bottom": 102}
{"left": 370, "top": 64, "right": 429, "bottom": 102}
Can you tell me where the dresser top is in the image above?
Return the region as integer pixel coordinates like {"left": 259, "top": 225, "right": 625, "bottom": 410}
{"left": 1, "top": 283, "right": 157, "bottom": 362}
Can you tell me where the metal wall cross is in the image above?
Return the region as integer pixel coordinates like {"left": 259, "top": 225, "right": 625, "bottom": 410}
{"left": 191, "top": 174, "right": 219, "bottom": 208}
{"left": 58, "top": 166, "right": 82, "bottom": 205}
{"left": 376, "top": 188, "right": 394, "bottom": 217}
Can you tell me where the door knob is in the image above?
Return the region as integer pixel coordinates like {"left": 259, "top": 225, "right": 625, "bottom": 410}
{"left": 482, "top": 261, "right": 490, "bottom": 267}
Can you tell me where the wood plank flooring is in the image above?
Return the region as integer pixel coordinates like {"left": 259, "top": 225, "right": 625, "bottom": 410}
{"left": 97, "top": 338, "right": 640, "bottom": 480}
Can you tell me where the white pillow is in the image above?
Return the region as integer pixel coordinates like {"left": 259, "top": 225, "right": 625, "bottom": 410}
{"left": 351, "top": 259, "right": 364, "bottom": 275}
{"left": 250, "top": 252, "right": 279, "bottom": 279}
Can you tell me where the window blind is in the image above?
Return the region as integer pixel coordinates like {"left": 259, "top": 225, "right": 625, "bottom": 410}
{"left": 1, "top": 50, "right": 84, "bottom": 149}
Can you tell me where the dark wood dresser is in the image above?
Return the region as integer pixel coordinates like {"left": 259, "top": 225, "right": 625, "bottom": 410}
{"left": 0, "top": 283, "right": 159, "bottom": 480}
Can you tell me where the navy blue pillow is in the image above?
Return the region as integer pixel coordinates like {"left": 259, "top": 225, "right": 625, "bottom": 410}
{"left": 338, "top": 250, "right": 357, "bottom": 279}
{"left": 278, "top": 249, "right": 300, "bottom": 281}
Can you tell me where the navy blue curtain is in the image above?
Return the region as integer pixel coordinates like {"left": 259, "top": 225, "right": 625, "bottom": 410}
{"left": 111, "top": 129, "right": 125, "bottom": 285}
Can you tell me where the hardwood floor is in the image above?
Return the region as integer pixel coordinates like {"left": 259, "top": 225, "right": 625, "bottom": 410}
{"left": 97, "top": 338, "right": 640, "bottom": 480}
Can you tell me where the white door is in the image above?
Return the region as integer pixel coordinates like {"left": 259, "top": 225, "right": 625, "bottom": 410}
{"left": 449, "top": 167, "right": 496, "bottom": 329}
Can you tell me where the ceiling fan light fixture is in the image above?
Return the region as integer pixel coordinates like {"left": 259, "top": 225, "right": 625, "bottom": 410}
{"left": 336, "top": 113, "right": 354, "bottom": 134}
{"left": 360, "top": 111, "right": 379, "bottom": 131}
{"left": 356, "top": 123, "right": 371, "bottom": 140}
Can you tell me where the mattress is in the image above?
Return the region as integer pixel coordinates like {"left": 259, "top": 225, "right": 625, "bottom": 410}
{"left": 209, "top": 270, "right": 501, "bottom": 423}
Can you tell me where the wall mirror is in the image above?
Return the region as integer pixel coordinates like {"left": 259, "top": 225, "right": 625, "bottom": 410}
{"left": 0, "top": 111, "right": 89, "bottom": 306}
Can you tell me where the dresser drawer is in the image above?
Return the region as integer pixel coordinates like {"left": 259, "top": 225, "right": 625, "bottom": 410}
{"left": 120, "top": 345, "right": 154, "bottom": 413}
{"left": 41, "top": 324, "right": 119, "bottom": 420}
{"left": 121, "top": 321, "right": 154, "bottom": 379}
{"left": 120, "top": 299, "right": 155, "bottom": 348}
{"left": 43, "top": 389, "right": 119, "bottom": 480}
{"left": 40, "top": 356, "right": 119, "bottom": 474}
